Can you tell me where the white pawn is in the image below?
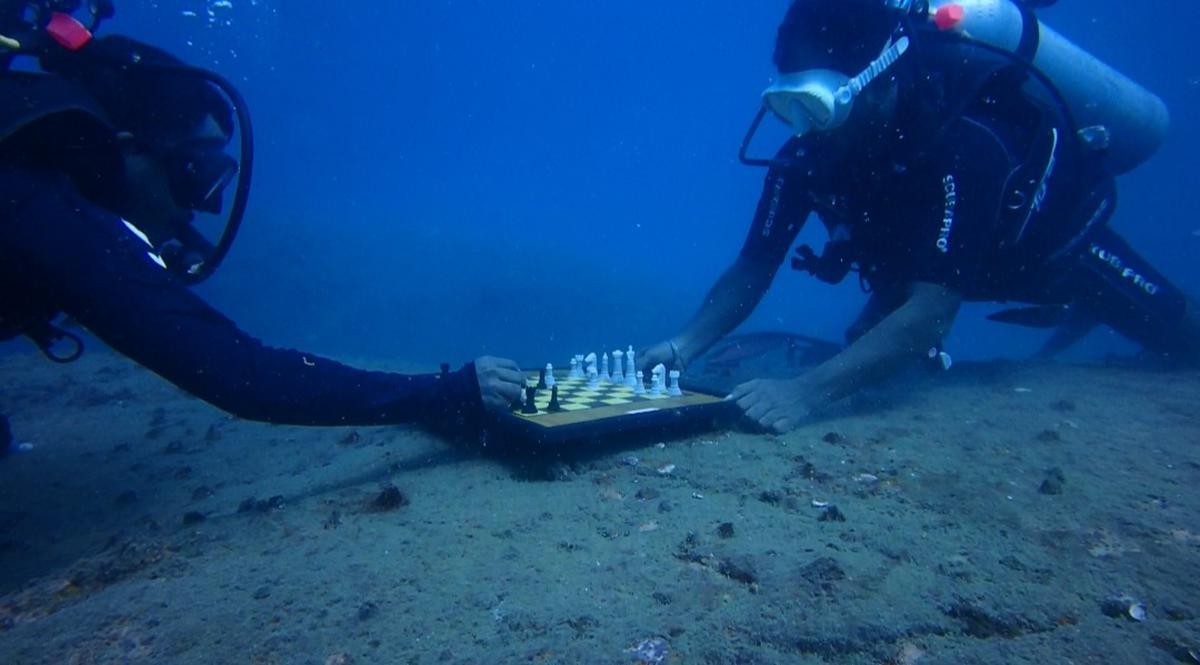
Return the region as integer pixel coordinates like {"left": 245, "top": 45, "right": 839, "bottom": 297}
{"left": 625, "top": 346, "right": 638, "bottom": 387}
{"left": 633, "top": 370, "right": 646, "bottom": 395}
{"left": 611, "top": 350, "right": 625, "bottom": 383}
{"left": 601, "top": 353, "right": 611, "bottom": 382}
{"left": 667, "top": 370, "right": 682, "bottom": 396}
{"left": 568, "top": 356, "right": 581, "bottom": 379}
{"left": 545, "top": 363, "right": 556, "bottom": 388}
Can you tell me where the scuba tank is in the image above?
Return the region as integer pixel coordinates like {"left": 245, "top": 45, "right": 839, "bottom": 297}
{"left": 926, "top": 0, "right": 1169, "bottom": 174}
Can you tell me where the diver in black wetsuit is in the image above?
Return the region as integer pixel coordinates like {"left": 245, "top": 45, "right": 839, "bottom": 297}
{"left": 642, "top": 0, "right": 1199, "bottom": 433}
{"left": 0, "top": 2, "right": 524, "bottom": 455}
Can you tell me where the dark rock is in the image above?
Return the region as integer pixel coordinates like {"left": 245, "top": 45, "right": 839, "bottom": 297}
{"left": 323, "top": 511, "right": 343, "bottom": 530}
{"left": 1036, "top": 429, "right": 1062, "bottom": 443}
{"left": 370, "top": 485, "right": 409, "bottom": 512}
{"left": 239, "top": 495, "right": 285, "bottom": 513}
{"left": 717, "top": 555, "right": 758, "bottom": 586}
{"left": 634, "top": 488, "right": 660, "bottom": 501}
{"left": 799, "top": 462, "right": 828, "bottom": 482}
{"left": 357, "top": 601, "right": 379, "bottom": 621}
{"left": 998, "top": 555, "right": 1027, "bottom": 572}
{"left": 339, "top": 430, "right": 361, "bottom": 446}
{"left": 1039, "top": 467, "right": 1066, "bottom": 495}
{"left": 818, "top": 505, "right": 846, "bottom": 522}
{"left": 1163, "top": 605, "right": 1195, "bottom": 622}
{"left": 717, "top": 522, "right": 735, "bottom": 539}
{"left": 758, "top": 490, "right": 783, "bottom": 505}
{"left": 161, "top": 440, "right": 185, "bottom": 455}
{"left": 652, "top": 591, "right": 672, "bottom": 605}
{"left": 563, "top": 615, "right": 599, "bottom": 637}
{"left": 252, "top": 586, "right": 271, "bottom": 600}
{"left": 181, "top": 511, "right": 206, "bottom": 526}
{"left": 1100, "top": 595, "right": 1136, "bottom": 619}
{"left": 114, "top": 490, "right": 139, "bottom": 507}
{"left": 798, "top": 557, "right": 846, "bottom": 597}
{"left": 191, "top": 486, "right": 214, "bottom": 501}
{"left": 150, "top": 408, "right": 167, "bottom": 428}
{"left": 657, "top": 500, "right": 673, "bottom": 513}
{"left": 822, "top": 432, "right": 846, "bottom": 444}
{"left": 204, "top": 425, "right": 223, "bottom": 442}
{"left": 946, "top": 601, "right": 1042, "bottom": 638}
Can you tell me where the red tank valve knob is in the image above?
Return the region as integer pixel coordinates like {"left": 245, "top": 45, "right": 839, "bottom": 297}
{"left": 934, "top": 4, "right": 966, "bottom": 32}
{"left": 46, "top": 12, "right": 93, "bottom": 51}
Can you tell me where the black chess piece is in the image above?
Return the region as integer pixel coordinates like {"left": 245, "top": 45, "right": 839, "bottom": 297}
{"left": 537, "top": 368, "right": 547, "bottom": 390}
{"left": 547, "top": 385, "right": 562, "bottom": 412}
{"left": 521, "top": 386, "right": 539, "bottom": 415}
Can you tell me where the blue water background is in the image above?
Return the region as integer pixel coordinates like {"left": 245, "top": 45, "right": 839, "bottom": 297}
{"left": 102, "top": 1, "right": 1200, "bottom": 369}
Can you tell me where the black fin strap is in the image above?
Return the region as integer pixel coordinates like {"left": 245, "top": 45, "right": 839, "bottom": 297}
{"left": 28, "top": 321, "right": 84, "bottom": 364}
{"left": 1015, "top": 5, "right": 1041, "bottom": 63}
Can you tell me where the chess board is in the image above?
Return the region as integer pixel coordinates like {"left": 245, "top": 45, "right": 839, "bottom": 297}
{"left": 491, "top": 369, "right": 736, "bottom": 447}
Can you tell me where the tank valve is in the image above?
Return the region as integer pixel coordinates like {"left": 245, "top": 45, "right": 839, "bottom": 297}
{"left": 933, "top": 3, "right": 966, "bottom": 31}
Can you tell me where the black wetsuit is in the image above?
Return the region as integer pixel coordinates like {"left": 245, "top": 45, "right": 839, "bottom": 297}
{"left": 0, "top": 53, "right": 481, "bottom": 452}
{"left": 740, "top": 63, "right": 1191, "bottom": 354}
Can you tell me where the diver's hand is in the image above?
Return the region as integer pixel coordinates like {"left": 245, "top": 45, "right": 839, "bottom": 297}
{"left": 729, "top": 377, "right": 817, "bottom": 434}
{"left": 474, "top": 356, "right": 525, "bottom": 412}
{"left": 637, "top": 340, "right": 682, "bottom": 375}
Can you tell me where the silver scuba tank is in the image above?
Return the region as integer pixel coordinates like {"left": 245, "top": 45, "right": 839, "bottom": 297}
{"left": 928, "top": 0, "right": 1169, "bottom": 174}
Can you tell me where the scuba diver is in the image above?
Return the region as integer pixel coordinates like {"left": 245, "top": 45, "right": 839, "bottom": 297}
{"left": 0, "top": 1, "right": 525, "bottom": 455}
{"left": 641, "top": 0, "right": 1199, "bottom": 433}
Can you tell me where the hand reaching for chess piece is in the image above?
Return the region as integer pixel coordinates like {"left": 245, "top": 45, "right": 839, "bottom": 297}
{"left": 474, "top": 356, "right": 525, "bottom": 413}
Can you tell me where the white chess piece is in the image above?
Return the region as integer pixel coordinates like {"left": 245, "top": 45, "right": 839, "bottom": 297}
{"left": 568, "top": 357, "right": 580, "bottom": 379}
{"left": 633, "top": 370, "right": 646, "bottom": 395}
{"left": 611, "top": 350, "right": 625, "bottom": 382}
{"left": 545, "top": 363, "right": 556, "bottom": 388}
{"left": 584, "top": 352, "right": 597, "bottom": 377}
{"left": 667, "top": 370, "right": 682, "bottom": 396}
{"left": 601, "top": 353, "right": 611, "bottom": 382}
{"left": 625, "top": 346, "right": 638, "bottom": 387}
{"left": 587, "top": 368, "right": 600, "bottom": 389}
{"left": 650, "top": 363, "right": 665, "bottom": 395}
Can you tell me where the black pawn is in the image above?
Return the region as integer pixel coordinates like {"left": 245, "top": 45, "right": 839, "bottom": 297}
{"left": 537, "top": 368, "right": 547, "bottom": 390}
{"left": 547, "top": 385, "right": 562, "bottom": 412}
{"left": 521, "top": 386, "right": 539, "bottom": 415}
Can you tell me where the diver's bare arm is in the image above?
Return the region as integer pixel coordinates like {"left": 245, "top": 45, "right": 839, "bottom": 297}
{"left": 672, "top": 254, "right": 780, "bottom": 362}
{"left": 803, "top": 281, "right": 961, "bottom": 406}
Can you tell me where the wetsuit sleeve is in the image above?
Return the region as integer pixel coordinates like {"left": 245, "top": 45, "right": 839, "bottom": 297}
{"left": 0, "top": 172, "right": 482, "bottom": 427}
{"left": 738, "top": 162, "right": 812, "bottom": 267}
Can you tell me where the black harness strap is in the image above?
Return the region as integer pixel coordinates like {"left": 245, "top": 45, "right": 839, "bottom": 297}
{"left": 25, "top": 319, "right": 84, "bottom": 363}
{"left": 1015, "top": 4, "right": 1042, "bottom": 63}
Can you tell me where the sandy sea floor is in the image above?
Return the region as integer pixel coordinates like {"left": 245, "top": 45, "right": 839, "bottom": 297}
{"left": 0, "top": 347, "right": 1198, "bottom": 664}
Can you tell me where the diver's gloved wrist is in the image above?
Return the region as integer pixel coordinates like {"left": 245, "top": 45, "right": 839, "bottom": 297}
{"left": 424, "top": 362, "right": 484, "bottom": 426}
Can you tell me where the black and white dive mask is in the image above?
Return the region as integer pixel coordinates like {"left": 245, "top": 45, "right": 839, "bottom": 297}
{"left": 762, "top": 35, "right": 910, "bottom": 138}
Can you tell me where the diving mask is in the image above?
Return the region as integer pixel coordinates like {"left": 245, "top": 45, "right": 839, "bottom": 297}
{"left": 762, "top": 36, "right": 910, "bottom": 138}
{"left": 162, "top": 137, "right": 238, "bottom": 214}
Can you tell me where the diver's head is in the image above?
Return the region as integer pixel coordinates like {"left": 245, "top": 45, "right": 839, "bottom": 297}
{"left": 43, "top": 35, "right": 238, "bottom": 216}
{"left": 764, "top": 0, "right": 909, "bottom": 141}
{"left": 118, "top": 109, "right": 233, "bottom": 242}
